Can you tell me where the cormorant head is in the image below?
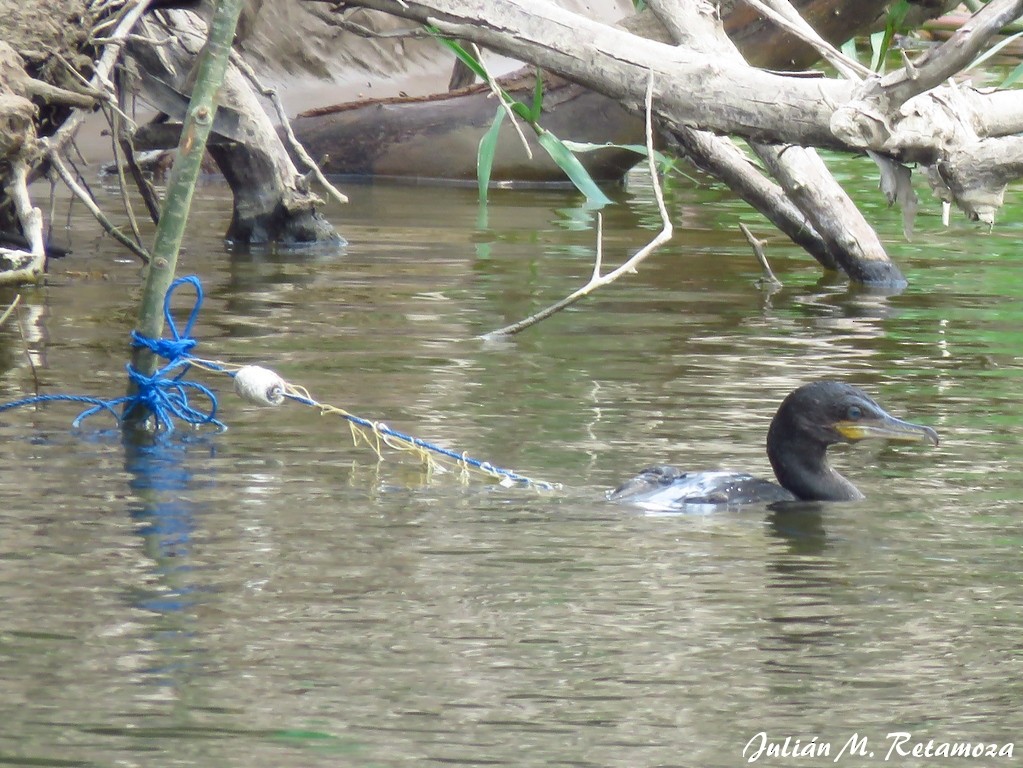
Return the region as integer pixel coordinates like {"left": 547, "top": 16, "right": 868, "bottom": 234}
{"left": 767, "top": 381, "right": 938, "bottom": 502}
{"left": 772, "top": 380, "right": 939, "bottom": 450}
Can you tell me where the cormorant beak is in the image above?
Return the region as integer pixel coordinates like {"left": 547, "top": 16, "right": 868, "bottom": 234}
{"left": 835, "top": 414, "right": 940, "bottom": 446}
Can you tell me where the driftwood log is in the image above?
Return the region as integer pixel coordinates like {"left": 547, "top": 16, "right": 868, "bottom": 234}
{"left": 290, "top": 0, "right": 902, "bottom": 183}
{"left": 310, "top": 0, "right": 1020, "bottom": 287}
{"left": 0, "top": 0, "right": 342, "bottom": 286}
{"left": 127, "top": 9, "right": 341, "bottom": 247}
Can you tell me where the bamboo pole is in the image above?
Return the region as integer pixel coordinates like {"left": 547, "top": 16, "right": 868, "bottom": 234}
{"left": 123, "top": 0, "right": 244, "bottom": 428}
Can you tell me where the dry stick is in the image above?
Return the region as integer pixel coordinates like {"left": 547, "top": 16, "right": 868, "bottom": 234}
{"left": 738, "top": 222, "right": 782, "bottom": 288}
{"left": 738, "top": 0, "right": 868, "bottom": 80}
{"left": 106, "top": 105, "right": 145, "bottom": 246}
{"left": 117, "top": 124, "right": 163, "bottom": 225}
{"left": 470, "top": 43, "right": 533, "bottom": 160}
{"left": 0, "top": 160, "right": 46, "bottom": 285}
{"left": 229, "top": 51, "right": 349, "bottom": 205}
{"left": 45, "top": 149, "right": 151, "bottom": 263}
{"left": 482, "top": 72, "right": 671, "bottom": 338}
{"left": 0, "top": 295, "right": 20, "bottom": 328}
{"left": 114, "top": 65, "right": 162, "bottom": 224}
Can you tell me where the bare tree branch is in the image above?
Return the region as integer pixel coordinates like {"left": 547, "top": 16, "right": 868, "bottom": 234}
{"left": 879, "top": 0, "right": 1023, "bottom": 107}
{"left": 482, "top": 72, "right": 671, "bottom": 338}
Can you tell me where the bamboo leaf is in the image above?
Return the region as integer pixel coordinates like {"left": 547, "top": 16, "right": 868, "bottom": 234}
{"left": 869, "top": 30, "right": 886, "bottom": 72}
{"left": 478, "top": 107, "right": 504, "bottom": 201}
{"left": 1001, "top": 59, "right": 1023, "bottom": 87}
{"left": 426, "top": 27, "right": 489, "bottom": 82}
{"left": 536, "top": 130, "right": 613, "bottom": 209}
{"left": 561, "top": 140, "right": 668, "bottom": 164}
{"left": 509, "top": 101, "right": 533, "bottom": 122}
{"left": 530, "top": 67, "right": 544, "bottom": 122}
{"left": 968, "top": 30, "right": 1023, "bottom": 73}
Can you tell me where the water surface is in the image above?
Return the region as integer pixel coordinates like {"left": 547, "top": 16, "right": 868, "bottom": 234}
{"left": 0, "top": 166, "right": 1020, "bottom": 767}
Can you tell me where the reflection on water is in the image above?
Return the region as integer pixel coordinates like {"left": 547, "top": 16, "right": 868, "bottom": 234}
{"left": 0, "top": 170, "right": 1021, "bottom": 766}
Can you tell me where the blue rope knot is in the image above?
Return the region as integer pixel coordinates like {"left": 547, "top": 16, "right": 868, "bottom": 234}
{"left": 121, "top": 362, "right": 222, "bottom": 433}
{"left": 131, "top": 329, "right": 197, "bottom": 361}
{"left": 0, "top": 275, "right": 223, "bottom": 435}
{"left": 119, "top": 275, "right": 223, "bottom": 433}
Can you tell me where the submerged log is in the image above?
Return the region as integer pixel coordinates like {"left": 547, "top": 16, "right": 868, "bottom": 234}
{"left": 290, "top": 0, "right": 902, "bottom": 182}
{"left": 128, "top": 9, "right": 342, "bottom": 248}
{"left": 293, "top": 72, "right": 641, "bottom": 182}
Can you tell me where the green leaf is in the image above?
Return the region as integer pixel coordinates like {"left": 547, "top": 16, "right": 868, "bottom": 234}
{"left": 425, "top": 27, "right": 489, "bottom": 82}
{"left": 871, "top": 0, "right": 910, "bottom": 72}
{"left": 869, "top": 30, "right": 886, "bottom": 72}
{"left": 536, "top": 129, "right": 613, "bottom": 209}
{"left": 477, "top": 106, "right": 504, "bottom": 202}
{"left": 561, "top": 140, "right": 667, "bottom": 163}
{"left": 1001, "top": 59, "right": 1023, "bottom": 87}
{"left": 968, "top": 30, "right": 1023, "bottom": 73}
{"left": 529, "top": 67, "right": 544, "bottom": 122}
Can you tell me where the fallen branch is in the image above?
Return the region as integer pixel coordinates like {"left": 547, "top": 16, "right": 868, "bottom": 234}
{"left": 482, "top": 72, "right": 671, "bottom": 338}
{"left": 879, "top": 0, "right": 1023, "bottom": 107}
{"left": 44, "top": 146, "right": 151, "bottom": 263}
{"left": 739, "top": 222, "right": 782, "bottom": 288}
{"left": 0, "top": 160, "right": 46, "bottom": 285}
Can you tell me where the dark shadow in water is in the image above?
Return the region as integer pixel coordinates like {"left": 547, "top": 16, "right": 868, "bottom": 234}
{"left": 759, "top": 502, "right": 850, "bottom": 689}
{"left": 766, "top": 501, "right": 830, "bottom": 556}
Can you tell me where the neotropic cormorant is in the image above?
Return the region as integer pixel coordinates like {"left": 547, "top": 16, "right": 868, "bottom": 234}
{"left": 609, "top": 381, "right": 939, "bottom": 510}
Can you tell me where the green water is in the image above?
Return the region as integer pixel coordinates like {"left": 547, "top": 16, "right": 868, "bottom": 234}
{"left": 0, "top": 164, "right": 1020, "bottom": 767}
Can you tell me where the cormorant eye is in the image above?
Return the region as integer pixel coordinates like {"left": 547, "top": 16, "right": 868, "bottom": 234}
{"left": 847, "top": 405, "right": 862, "bottom": 420}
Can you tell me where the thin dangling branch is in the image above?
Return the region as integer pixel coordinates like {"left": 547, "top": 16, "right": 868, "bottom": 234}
{"left": 482, "top": 70, "right": 672, "bottom": 338}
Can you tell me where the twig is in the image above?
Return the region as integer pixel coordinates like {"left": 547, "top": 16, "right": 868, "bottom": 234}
{"left": 116, "top": 67, "right": 162, "bottom": 224}
{"left": 327, "top": 14, "right": 427, "bottom": 39}
{"left": 46, "top": 0, "right": 151, "bottom": 154}
{"left": 229, "top": 51, "right": 349, "bottom": 205}
{"left": 470, "top": 43, "right": 533, "bottom": 160}
{"left": 736, "top": 0, "right": 870, "bottom": 80}
{"left": 482, "top": 71, "right": 672, "bottom": 338}
{"left": 45, "top": 147, "right": 151, "bottom": 263}
{"left": 105, "top": 104, "right": 145, "bottom": 245}
{"left": 13, "top": 298, "right": 40, "bottom": 395}
{"left": 739, "top": 222, "right": 782, "bottom": 287}
{"left": 0, "top": 295, "right": 20, "bottom": 328}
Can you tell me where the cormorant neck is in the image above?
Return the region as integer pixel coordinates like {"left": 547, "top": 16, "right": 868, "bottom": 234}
{"left": 767, "top": 426, "right": 863, "bottom": 502}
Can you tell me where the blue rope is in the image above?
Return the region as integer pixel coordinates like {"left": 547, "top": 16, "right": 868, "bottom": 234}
{"left": 283, "top": 392, "right": 557, "bottom": 490}
{"left": 0, "top": 275, "right": 223, "bottom": 434}
{"left": 0, "top": 275, "right": 557, "bottom": 489}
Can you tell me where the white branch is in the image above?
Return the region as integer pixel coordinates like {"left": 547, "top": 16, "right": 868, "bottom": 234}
{"left": 738, "top": 0, "right": 870, "bottom": 80}
{"left": 482, "top": 72, "right": 671, "bottom": 338}
{"left": 0, "top": 161, "right": 46, "bottom": 285}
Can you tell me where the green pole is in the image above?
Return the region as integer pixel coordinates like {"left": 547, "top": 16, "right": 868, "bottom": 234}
{"left": 124, "top": 0, "right": 244, "bottom": 427}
